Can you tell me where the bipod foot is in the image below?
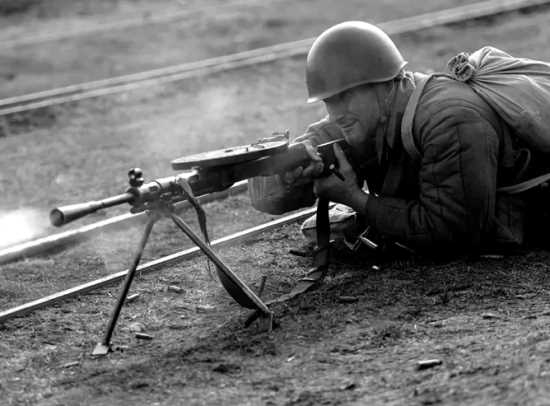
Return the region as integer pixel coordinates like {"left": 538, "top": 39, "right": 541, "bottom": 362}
{"left": 92, "top": 342, "right": 112, "bottom": 356}
{"left": 244, "top": 310, "right": 276, "bottom": 333}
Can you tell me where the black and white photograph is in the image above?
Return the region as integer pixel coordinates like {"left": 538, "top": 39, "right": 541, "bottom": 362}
{"left": 1, "top": 0, "right": 550, "bottom": 404}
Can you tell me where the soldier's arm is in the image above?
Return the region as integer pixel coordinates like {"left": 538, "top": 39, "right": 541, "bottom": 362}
{"left": 362, "top": 108, "right": 499, "bottom": 252}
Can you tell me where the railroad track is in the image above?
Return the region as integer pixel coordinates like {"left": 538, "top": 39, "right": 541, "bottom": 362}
{"left": 0, "top": 0, "right": 548, "bottom": 117}
{"left": 1, "top": 0, "right": 547, "bottom": 322}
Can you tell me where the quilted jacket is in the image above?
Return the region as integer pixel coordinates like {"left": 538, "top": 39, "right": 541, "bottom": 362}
{"left": 249, "top": 73, "right": 529, "bottom": 253}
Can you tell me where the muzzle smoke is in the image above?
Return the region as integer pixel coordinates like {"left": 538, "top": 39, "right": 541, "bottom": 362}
{"left": 0, "top": 208, "right": 48, "bottom": 249}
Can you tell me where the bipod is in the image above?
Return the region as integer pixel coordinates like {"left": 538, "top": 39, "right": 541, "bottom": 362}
{"left": 92, "top": 196, "right": 272, "bottom": 356}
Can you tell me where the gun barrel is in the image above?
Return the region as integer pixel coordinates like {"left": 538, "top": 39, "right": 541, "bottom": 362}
{"left": 50, "top": 192, "right": 133, "bottom": 227}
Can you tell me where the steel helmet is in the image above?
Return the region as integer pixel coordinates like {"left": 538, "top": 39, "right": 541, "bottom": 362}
{"left": 306, "top": 21, "right": 407, "bottom": 103}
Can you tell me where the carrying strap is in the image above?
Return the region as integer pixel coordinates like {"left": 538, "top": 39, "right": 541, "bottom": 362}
{"left": 268, "top": 197, "right": 331, "bottom": 305}
{"left": 401, "top": 73, "right": 433, "bottom": 163}
{"left": 246, "top": 198, "right": 331, "bottom": 328}
{"left": 178, "top": 177, "right": 215, "bottom": 279}
{"left": 178, "top": 178, "right": 210, "bottom": 243}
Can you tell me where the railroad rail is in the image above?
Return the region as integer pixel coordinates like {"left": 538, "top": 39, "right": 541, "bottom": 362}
{"left": 0, "top": 206, "right": 318, "bottom": 323}
{"left": 0, "top": 0, "right": 548, "bottom": 117}
{"left": 0, "top": 181, "right": 248, "bottom": 265}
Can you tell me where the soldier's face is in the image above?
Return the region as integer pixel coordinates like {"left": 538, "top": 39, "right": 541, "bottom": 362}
{"left": 324, "top": 86, "right": 379, "bottom": 157}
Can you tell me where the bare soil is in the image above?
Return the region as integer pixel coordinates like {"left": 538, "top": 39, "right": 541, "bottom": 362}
{"left": 2, "top": 2, "right": 550, "bottom": 406}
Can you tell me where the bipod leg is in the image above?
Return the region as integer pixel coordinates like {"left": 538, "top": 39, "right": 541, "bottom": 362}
{"left": 169, "top": 212, "right": 272, "bottom": 319}
{"left": 92, "top": 214, "right": 158, "bottom": 356}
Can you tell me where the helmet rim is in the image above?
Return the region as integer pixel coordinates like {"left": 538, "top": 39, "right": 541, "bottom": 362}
{"left": 306, "top": 60, "right": 408, "bottom": 103}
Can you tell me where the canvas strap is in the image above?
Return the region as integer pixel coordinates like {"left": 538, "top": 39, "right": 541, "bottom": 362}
{"left": 268, "top": 197, "right": 331, "bottom": 305}
{"left": 178, "top": 177, "right": 216, "bottom": 279}
{"left": 400, "top": 73, "right": 433, "bottom": 163}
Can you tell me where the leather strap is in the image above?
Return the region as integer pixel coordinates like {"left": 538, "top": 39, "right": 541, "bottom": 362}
{"left": 178, "top": 178, "right": 210, "bottom": 244}
{"left": 178, "top": 177, "right": 215, "bottom": 279}
{"left": 268, "top": 197, "right": 330, "bottom": 305}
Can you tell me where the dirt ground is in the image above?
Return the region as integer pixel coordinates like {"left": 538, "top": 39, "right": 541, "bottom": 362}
{"left": 2, "top": 1, "right": 550, "bottom": 405}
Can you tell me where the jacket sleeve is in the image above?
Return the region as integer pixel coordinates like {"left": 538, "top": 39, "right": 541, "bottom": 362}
{"left": 364, "top": 106, "right": 500, "bottom": 251}
{"left": 249, "top": 117, "right": 343, "bottom": 214}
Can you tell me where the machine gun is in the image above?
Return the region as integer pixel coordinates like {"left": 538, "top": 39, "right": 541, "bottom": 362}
{"left": 51, "top": 135, "right": 345, "bottom": 227}
{"left": 50, "top": 134, "right": 347, "bottom": 355}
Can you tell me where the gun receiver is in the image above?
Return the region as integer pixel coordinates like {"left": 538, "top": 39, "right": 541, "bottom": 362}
{"left": 50, "top": 137, "right": 346, "bottom": 227}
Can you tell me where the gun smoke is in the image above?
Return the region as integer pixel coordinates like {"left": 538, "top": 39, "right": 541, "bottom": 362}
{"left": 0, "top": 208, "right": 49, "bottom": 249}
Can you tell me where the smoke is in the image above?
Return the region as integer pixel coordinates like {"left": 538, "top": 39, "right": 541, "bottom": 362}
{"left": 132, "top": 85, "right": 241, "bottom": 167}
{"left": 0, "top": 208, "right": 49, "bottom": 249}
{"left": 196, "top": 87, "right": 234, "bottom": 119}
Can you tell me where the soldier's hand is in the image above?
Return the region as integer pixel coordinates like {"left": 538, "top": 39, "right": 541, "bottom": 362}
{"left": 313, "top": 143, "right": 365, "bottom": 210}
{"left": 281, "top": 117, "right": 344, "bottom": 188}
{"left": 281, "top": 139, "right": 324, "bottom": 187}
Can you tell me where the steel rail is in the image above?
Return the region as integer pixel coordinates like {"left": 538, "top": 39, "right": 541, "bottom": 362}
{"left": 0, "top": 0, "right": 547, "bottom": 116}
{"left": 0, "top": 181, "right": 249, "bottom": 265}
{"left": 0, "top": 0, "right": 272, "bottom": 49}
{"left": 0, "top": 206, "right": 319, "bottom": 323}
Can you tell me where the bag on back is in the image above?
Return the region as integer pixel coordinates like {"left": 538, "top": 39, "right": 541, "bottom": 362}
{"left": 447, "top": 46, "right": 550, "bottom": 153}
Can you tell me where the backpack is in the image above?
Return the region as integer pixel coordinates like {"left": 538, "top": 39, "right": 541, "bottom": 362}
{"left": 401, "top": 46, "right": 550, "bottom": 194}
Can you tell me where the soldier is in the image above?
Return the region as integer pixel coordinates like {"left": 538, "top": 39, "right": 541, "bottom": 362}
{"left": 250, "top": 21, "right": 543, "bottom": 256}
